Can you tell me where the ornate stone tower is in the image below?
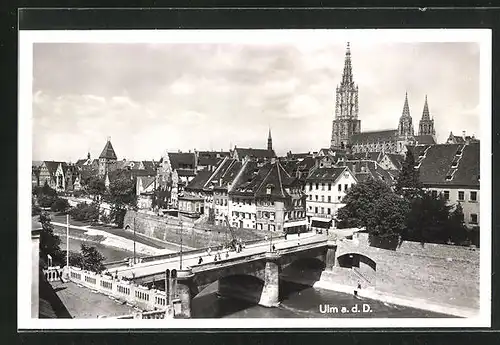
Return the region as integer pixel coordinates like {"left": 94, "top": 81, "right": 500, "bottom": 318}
{"left": 397, "top": 92, "right": 416, "bottom": 154}
{"left": 331, "top": 42, "right": 361, "bottom": 149}
{"left": 418, "top": 95, "right": 436, "bottom": 137}
{"left": 267, "top": 128, "right": 273, "bottom": 151}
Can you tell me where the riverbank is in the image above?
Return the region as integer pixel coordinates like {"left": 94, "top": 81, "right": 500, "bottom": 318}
{"left": 313, "top": 275, "right": 478, "bottom": 318}
{"left": 52, "top": 222, "right": 173, "bottom": 256}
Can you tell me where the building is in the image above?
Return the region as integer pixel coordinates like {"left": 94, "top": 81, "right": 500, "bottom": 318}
{"left": 232, "top": 147, "right": 276, "bottom": 163}
{"left": 445, "top": 131, "right": 479, "bottom": 145}
{"left": 330, "top": 43, "right": 436, "bottom": 155}
{"left": 178, "top": 195, "right": 205, "bottom": 218}
{"left": 411, "top": 143, "right": 480, "bottom": 228}
{"left": 98, "top": 139, "right": 118, "bottom": 178}
{"left": 228, "top": 159, "right": 307, "bottom": 233}
{"left": 194, "top": 150, "right": 230, "bottom": 172}
{"left": 157, "top": 151, "right": 197, "bottom": 208}
{"left": 305, "top": 164, "right": 357, "bottom": 230}
{"left": 136, "top": 175, "right": 157, "bottom": 210}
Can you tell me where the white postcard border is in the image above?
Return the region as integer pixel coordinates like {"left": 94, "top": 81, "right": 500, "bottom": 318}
{"left": 18, "top": 28, "right": 492, "bottom": 329}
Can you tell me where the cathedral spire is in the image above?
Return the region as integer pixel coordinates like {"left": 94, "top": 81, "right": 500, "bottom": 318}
{"left": 402, "top": 91, "right": 411, "bottom": 118}
{"left": 267, "top": 128, "right": 273, "bottom": 151}
{"left": 421, "top": 94, "right": 430, "bottom": 120}
{"left": 341, "top": 42, "right": 354, "bottom": 86}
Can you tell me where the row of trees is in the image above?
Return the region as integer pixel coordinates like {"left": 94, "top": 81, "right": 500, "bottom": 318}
{"left": 32, "top": 183, "right": 70, "bottom": 214}
{"left": 337, "top": 150, "right": 478, "bottom": 247}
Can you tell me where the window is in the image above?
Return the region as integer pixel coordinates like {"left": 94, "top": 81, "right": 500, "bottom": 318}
{"left": 309, "top": 206, "right": 312, "bottom": 211}
{"left": 315, "top": 207, "right": 318, "bottom": 213}
{"left": 309, "top": 183, "right": 312, "bottom": 191}
{"left": 315, "top": 183, "right": 319, "bottom": 190}
{"left": 338, "top": 184, "right": 342, "bottom": 191}
{"left": 344, "top": 184, "right": 348, "bottom": 191}
{"left": 470, "top": 191, "right": 477, "bottom": 201}
{"left": 470, "top": 214, "right": 478, "bottom": 224}
{"left": 315, "top": 195, "right": 318, "bottom": 201}
{"left": 431, "top": 190, "right": 438, "bottom": 198}
{"left": 257, "top": 211, "right": 261, "bottom": 218}
{"left": 322, "top": 183, "right": 325, "bottom": 191}
{"left": 321, "top": 207, "right": 324, "bottom": 214}
{"left": 338, "top": 196, "right": 341, "bottom": 201}
{"left": 309, "top": 195, "right": 312, "bottom": 200}
{"left": 328, "top": 183, "right": 331, "bottom": 191}
{"left": 458, "top": 191, "right": 465, "bottom": 201}
{"left": 327, "top": 196, "right": 331, "bottom": 203}
{"left": 327, "top": 208, "right": 331, "bottom": 215}
{"left": 321, "top": 195, "right": 325, "bottom": 202}
{"left": 443, "top": 191, "right": 450, "bottom": 200}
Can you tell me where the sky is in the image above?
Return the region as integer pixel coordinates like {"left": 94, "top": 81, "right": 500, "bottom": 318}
{"left": 31, "top": 38, "right": 481, "bottom": 162}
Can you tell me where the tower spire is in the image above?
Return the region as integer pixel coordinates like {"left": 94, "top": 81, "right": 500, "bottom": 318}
{"left": 402, "top": 91, "right": 411, "bottom": 118}
{"left": 421, "top": 94, "right": 430, "bottom": 120}
{"left": 418, "top": 94, "right": 435, "bottom": 136}
{"left": 267, "top": 128, "right": 273, "bottom": 151}
{"left": 341, "top": 42, "right": 353, "bottom": 86}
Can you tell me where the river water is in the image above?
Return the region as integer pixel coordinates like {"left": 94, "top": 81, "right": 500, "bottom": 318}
{"left": 57, "top": 235, "right": 454, "bottom": 319}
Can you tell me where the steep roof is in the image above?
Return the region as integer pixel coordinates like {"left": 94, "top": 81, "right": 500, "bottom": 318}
{"left": 99, "top": 140, "right": 117, "bottom": 160}
{"left": 413, "top": 143, "right": 479, "bottom": 187}
{"left": 168, "top": 152, "right": 196, "bottom": 170}
{"left": 43, "top": 161, "right": 66, "bottom": 176}
{"left": 339, "top": 160, "right": 393, "bottom": 185}
{"left": 351, "top": 130, "right": 398, "bottom": 144}
{"left": 415, "top": 134, "right": 436, "bottom": 145}
{"left": 349, "top": 151, "right": 383, "bottom": 161}
{"left": 141, "top": 161, "right": 156, "bottom": 171}
{"left": 185, "top": 170, "right": 213, "bottom": 192}
{"left": 234, "top": 148, "right": 276, "bottom": 160}
{"left": 385, "top": 153, "right": 405, "bottom": 170}
{"left": 255, "top": 162, "right": 293, "bottom": 199}
{"left": 137, "top": 176, "right": 156, "bottom": 192}
{"left": 306, "top": 167, "right": 347, "bottom": 182}
{"left": 206, "top": 158, "right": 242, "bottom": 190}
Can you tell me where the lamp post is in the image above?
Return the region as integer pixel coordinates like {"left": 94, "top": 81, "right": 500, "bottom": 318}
{"left": 133, "top": 217, "right": 136, "bottom": 265}
{"left": 66, "top": 214, "right": 69, "bottom": 277}
{"left": 179, "top": 220, "right": 183, "bottom": 270}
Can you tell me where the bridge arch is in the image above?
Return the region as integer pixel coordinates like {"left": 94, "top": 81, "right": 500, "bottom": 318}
{"left": 280, "top": 257, "right": 326, "bottom": 288}
{"left": 336, "top": 252, "right": 376, "bottom": 271}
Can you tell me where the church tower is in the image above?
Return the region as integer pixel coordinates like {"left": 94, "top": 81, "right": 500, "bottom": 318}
{"left": 396, "top": 92, "right": 416, "bottom": 154}
{"left": 267, "top": 128, "right": 273, "bottom": 151}
{"left": 418, "top": 95, "right": 436, "bottom": 137}
{"left": 330, "top": 42, "right": 361, "bottom": 149}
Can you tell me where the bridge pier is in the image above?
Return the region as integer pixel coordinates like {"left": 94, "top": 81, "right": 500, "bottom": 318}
{"left": 175, "top": 268, "right": 195, "bottom": 319}
{"left": 325, "top": 241, "right": 337, "bottom": 271}
{"left": 259, "top": 252, "right": 281, "bottom": 307}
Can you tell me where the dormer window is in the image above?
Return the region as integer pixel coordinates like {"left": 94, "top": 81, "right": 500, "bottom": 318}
{"left": 266, "top": 184, "right": 274, "bottom": 195}
{"left": 451, "top": 160, "right": 459, "bottom": 168}
{"left": 445, "top": 175, "right": 453, "bottom": 181}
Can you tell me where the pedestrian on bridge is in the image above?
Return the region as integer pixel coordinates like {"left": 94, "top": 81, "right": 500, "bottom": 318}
{"left": 198, "top": 257, "right": 203, "bottom": 264}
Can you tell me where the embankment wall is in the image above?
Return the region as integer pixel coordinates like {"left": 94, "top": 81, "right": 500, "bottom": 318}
{"left": 123, "top": 210, "right": 281, "bottom": 249}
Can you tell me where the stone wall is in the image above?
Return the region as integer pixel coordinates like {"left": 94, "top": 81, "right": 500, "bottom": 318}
{"left": 123, "top": 210, "right": 283, "bottom": 249}
{"left": 335, "top": 233, "right": 480, "bottom": 309}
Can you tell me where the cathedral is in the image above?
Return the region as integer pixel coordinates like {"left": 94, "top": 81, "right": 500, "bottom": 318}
{"left": 330, "top": 43, "right": 437, "bottom": 155}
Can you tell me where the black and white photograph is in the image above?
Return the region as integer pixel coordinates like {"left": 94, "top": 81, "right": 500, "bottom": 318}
{"left": 18, "top": 29, "right": 491, "bottom": 329}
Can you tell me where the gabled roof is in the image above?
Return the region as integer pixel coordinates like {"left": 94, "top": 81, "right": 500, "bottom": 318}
{"left": 99, "top": 140, "right": 117, "bottom": 160}
{"left": 42, "top": 161, "right": 66, "bottom": 176}
{"left": 411, "top": 143, "right": 479, "bottom": 187}
{"left": 168, "top": 152, "right": 196, "bottom": 170}
{"left": 75, "top": 159, "right": 88, "bottom": 167}
{"left": 32, "top": 161, "right": 44, "bottom": 168}
{"left": 339, "top": 160, "right": 393, "bottom": 185}
{"left": 351, "top": 130, "right": 398, "bottom": 144}
{"left": 255, "top": 162, "right": 293, "bottom": 199}
{"left": 415, "top": 134, "right": 436, "bottom": 145}
{"left": 206, "top": 158, "right": 242, "bottom": 190}
{"left": 141, "top": 161, "right": 156, "bottom": 171}
{"left": 137, "top": 175, "right": 156, "bottom": 191}
{"left": 234, "top": 148, "right": 276, "bottom": 160}
{"left": 185, "top": 170, "right": 213, "bottom": 192}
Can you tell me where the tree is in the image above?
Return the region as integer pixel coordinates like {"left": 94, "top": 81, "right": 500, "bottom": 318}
{"left": 80, "top": 244, "right": 106, "bottom": 273}
{"left": 108, "top": 176, "right": 137, "bottom": 228}
{"left": 404, "top": 191, "right": 452, "bottom": 244}
{"left": 38, "top": 212, "right": 64, "bottom": 267}
{"left": 68, "top": 244, "right": 106, "bottom": 273}
{"left": 69, "top": 202, "right": 99, "bottom": 222}
{"left": 395, "top": 149, "right": 423, "bottom": 199}
{"left": 366, "top": 193, "right": 410, "bottom": 239}
{"left": 41, "top": 181, "right": 58, "bottom": 197}
{"left": 447, "top": 203, "right": 468, "bottom": 245}
{"left": 87, "top": 176, "right": 106, "bottom": 201}
{"left": 50, "top": 197, "right": 70, "bottom": 213}
{"left": 336, "top": 177, "right": 393, "bottom": 229}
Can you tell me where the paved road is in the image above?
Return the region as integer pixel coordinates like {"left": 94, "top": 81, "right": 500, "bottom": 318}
{"left": 113, "top": 232, "right": 327, "bottom": 279}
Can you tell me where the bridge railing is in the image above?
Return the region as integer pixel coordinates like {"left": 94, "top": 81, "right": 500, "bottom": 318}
{"left": 67, "top": 266, "right": 178, "bottom": 313}
{"left": 139, "top": 235, "right": 286, "bottom": 264}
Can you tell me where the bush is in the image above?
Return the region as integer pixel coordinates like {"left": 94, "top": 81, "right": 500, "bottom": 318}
{"left": 51, "top": 198, "right": 70, "bottom": 213}
{"left": 38, "top": 194, "right": 58, "bottom": 208}
{"left": 32, "top": 203, "right": 42, "bottom": 216}
{"left": 73, "top": 190, "right": 84, "bottom": 198}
